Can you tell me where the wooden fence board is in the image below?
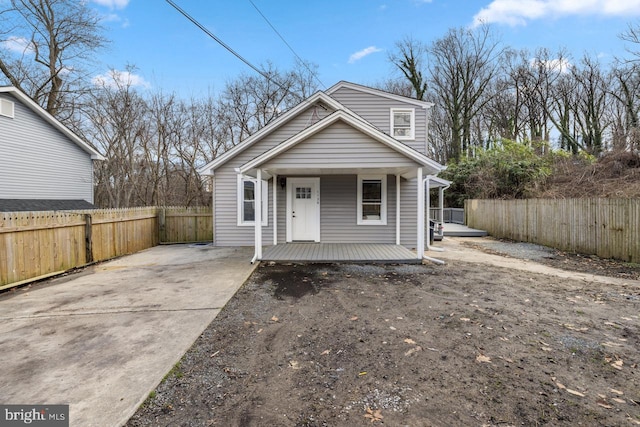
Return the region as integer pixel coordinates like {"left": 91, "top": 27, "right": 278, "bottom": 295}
{"left": 466, "top": 198, "right": 640, "bottom": 263}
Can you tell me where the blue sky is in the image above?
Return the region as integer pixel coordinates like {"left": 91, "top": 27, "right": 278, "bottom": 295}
{"left": 79, "top": 1, "right": 640, "bottom": 95}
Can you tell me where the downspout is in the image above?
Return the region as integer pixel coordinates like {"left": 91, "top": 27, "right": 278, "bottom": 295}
{"left": 251, "top": 169, "right": 263, "bottom": 264}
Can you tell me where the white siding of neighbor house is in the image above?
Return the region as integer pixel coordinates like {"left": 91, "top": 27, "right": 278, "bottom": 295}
{"left": 213, "top": 103, "right": 333, "bottom": 246}
{"left": 328, "top": 86, "right": 428, "bottom": 155}
{"left": 262, "top": 121, "right": 419, "bottom": 170}
{"left": 0, "top": 92, "right": 94, "bottom": 202}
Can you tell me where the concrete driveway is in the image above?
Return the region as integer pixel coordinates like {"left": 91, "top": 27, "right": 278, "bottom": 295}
{"left": 0, "top": 245, "right": 256, "bottom": 427}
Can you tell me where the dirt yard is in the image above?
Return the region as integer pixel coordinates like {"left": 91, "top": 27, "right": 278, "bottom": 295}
{"left": 127, "top": 242, "right": 640, "bottom": 426}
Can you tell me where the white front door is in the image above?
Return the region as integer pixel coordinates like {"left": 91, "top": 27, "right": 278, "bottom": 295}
{"left": 288, "top": 178, "right": 320, "bottom": 242}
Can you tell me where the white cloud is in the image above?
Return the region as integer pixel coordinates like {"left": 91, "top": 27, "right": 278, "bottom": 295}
{"left": 472, "top": 0, "right": 640, "bottom": 27}
{"left": 91, "top": 0, "right": 129, "bottom": 9}
{"left": 92, "top": 70, "right": 150, "bottom": 89}
{"left": 530, "top": 57, "right": 572, "bottom": 73}
{"left": 1, "top": 36, "right": 34, "bottom": 54}
{"left": 101, "top": 13, "right": 130, "bottom": 28}
{"left": 348, "top": 46, "right": 383, "bottom": 64}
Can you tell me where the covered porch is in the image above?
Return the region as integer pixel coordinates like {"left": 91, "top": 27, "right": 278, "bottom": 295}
{"left": 262, "top": 243, "right": 420, "bottom": 263}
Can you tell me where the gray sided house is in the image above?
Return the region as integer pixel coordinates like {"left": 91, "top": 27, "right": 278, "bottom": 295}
{"left": 197, "top": 81, "right": 446, "bottom": 261}
{"left": 0, "top": 86, "right": 104, "bottom": 212}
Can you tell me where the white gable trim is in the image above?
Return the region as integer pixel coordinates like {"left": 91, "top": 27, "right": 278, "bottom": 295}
{"left": 239, "top": 110, "right": 444, "bottom": 174}
{"left": 197, "top": 91, "right": 345, "bottom": 176}
{"left": 0, "top": 86, "right": 105, "bottom": 160}
{"left": 326, "top": 81, "right": 434, "bottom": 109}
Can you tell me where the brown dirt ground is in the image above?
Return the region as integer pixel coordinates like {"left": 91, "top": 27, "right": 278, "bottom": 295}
{"left": 127, "top": 254, "right": 640, "bottom": 427}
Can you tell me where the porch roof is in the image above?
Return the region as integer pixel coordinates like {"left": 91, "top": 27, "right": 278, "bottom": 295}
{"left": 239, "top": 110, "right": 444, "bottom": 179}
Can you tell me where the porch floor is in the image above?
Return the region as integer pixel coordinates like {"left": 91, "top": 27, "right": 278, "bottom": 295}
{"left": 262, "top": 243, "right": 420, "bottom": 264}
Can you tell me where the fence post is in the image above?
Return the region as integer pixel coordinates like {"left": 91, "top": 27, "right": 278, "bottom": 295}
{"left": 158, "top": 208, "right": 166, "bottom": 243}
{"left": 84, "top": 214, "right": 93, "bottom": 263}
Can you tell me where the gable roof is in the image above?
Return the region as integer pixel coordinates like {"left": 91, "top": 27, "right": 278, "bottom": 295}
{"left": 0, "top": 86, "right": 105, "bottom": 160}
{"left": 326, "top": 81, "right": 434, "bottom": 109}
{"left": 240, "top": 109, "right": 443, "bottom": 174}
{"left": 196, "top": 91, "right": 344, "bottom": 176}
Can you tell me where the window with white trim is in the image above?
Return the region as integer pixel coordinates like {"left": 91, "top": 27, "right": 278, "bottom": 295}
{"left": 0, "top": 99, "right": 15, "bottom": 118}
{"left": 357, "top": 175, "right": 387, "bottom": 225}
{"left": 238, "top": 177, "right": 268, "bottom": 226}
{"left": 390, "top": 108, "right": 414, "bottom": 140}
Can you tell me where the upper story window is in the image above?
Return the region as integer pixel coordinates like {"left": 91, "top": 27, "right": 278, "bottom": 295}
{"left": 0, "top": 99, "right": 15, "bottom": 118}
{"left": 390, "top": 108, "right": 414, "bottom": 140}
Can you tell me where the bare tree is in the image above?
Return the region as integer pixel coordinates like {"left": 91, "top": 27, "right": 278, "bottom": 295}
{"left": 0, "top": 0, "right": 106, "bottom": 117}
{"left": 388, "top": 37, "right": 429, "bottom": 100}
{"left": 427, "top": 25, "right": 503, "bottom": 160}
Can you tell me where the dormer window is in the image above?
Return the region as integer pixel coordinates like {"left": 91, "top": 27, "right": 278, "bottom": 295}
{"left": 390, "top": 108, "right": 414, "bottom": 140}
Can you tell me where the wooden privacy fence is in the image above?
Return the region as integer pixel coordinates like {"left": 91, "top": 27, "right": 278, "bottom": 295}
{"left": 0, "top": 206, "right": 213, "bottom": 289}
{"left": 159, "top": 206, "right": 213, "bottom": 244}
{"left": 465, "top": 198, "right": 640, "bottom": 263}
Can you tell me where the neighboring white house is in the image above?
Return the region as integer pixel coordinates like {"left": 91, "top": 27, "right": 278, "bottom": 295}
{"left": 0, "top": 86, "right": 104, "bottom": 212}
{"left": 198, "top": 81, "right": 448, "bottom": 261}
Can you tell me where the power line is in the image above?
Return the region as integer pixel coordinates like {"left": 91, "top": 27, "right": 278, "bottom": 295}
{"left": 247, "top": 0, "right": 326, "bottom": 90}
{"left": 165, "top": 0, "right": 291, "bottom": 93}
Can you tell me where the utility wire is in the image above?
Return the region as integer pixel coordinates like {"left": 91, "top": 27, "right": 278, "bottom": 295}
{"left": 165, "top": 0, "right": 291, "bottom": 93}
{"left": 248, "top": 0, "right": 326, "bottom": 90}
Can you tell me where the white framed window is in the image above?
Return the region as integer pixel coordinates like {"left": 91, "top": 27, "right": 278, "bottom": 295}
{"left": 390, "top": 108, "right": 415, "bottom": 140}
{"left": 237, "top": 176, "right": 268, "bottom": 226}
{"left": 0, "top": 99, "right": 15, "bottom": 118}
{"left": 357, "top": 175, "right": 387, "bottom": 225}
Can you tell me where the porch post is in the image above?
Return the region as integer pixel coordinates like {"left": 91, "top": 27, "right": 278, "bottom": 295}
{"left": 255, "top": 169, "right": 263, "bottom": 260}
{"left": 396, "top": 174, "right": 400, "bottom": 245}
{"left": 273, "top": 174, "right": 278, "bottom": 246}
{"left": 425, "top": 176, "right": 431, "bottom": 251}
{"left": 416, "top": 168, "right": 424, "bottom": 259}
{"left": 439, "top": 186, "right": 444, "bottom": 232}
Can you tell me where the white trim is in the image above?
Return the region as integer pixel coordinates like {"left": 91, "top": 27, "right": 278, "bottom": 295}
{"left": 237, "top": 175, "right": 268, "bottom": 226}
{"left": 396, "top": 174, "right": 400, "bottom": 245}
{"left": 326, "top": 81, "right": 434, "bottom": 109}
{"left": 417, "top": 168, "right": 425, "bottom": 259}
{"left": 357, "top": 174, "right": 387, "bottom": 226}
{"left": 254, "top": 169, "right": 263, "bottom": 260}
{"left": 286, "top": 177, "right": 320, "bottom": 242}
{"left": 240, "top": 110, "right": 444, "bottom": 174}
{"left": 0, "top": 87, "right": 104, "bottom": 160}
{"left": 197, "top": 91, "right": 344, "bottom": 176}
{"left": 390, "top": 108, "right": 415, "bottom": 141}
{"left": 273, "top": 174, "right": 278, "bottom": 245}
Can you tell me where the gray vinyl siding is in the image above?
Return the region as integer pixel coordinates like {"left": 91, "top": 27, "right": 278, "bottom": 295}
{"left": 329, "top": 87, "right": 427, "bottom": 155}
{"left": 0, "top": 93, "right": 94, "bottom": 202}
{"left": 400, "top": 177, "right": 419, "bottom": 249}
{"left": 263, "top": 121, "right": 419, "bottom": 170}
{"left": 320, "top": 175, "right": 396, "bottom": 243}
{"left": 214, "top": 103, "right": 333, "bottom": 246}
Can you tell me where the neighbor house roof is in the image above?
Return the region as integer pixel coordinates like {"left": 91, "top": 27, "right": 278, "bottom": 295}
{"left": 0, "top": 199, "right": 96, "bottom": 212}
{"left": 0, "top": 86, "right": 105, "bottom": 160}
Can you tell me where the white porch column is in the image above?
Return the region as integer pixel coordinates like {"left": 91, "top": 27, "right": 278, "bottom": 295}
{"left": 439, "top": 186, "right": 444, "bottom": 232}
{"left": 273, "top": 174, "right": 278, "bottom": 246}
{"left": 255, "top": 169, "right": 263, "bottom": 260}
{"left": 425, "top": 176, "right": 431, "bottom": 251}
{"left": 396, "top": 174, "right": 401, "bottom": 245}
{"left": 416, "top": 168, "right": 424, "bottom": 259}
